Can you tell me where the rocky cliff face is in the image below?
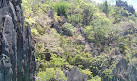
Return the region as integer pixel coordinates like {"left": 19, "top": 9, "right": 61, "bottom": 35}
{"left": 102, "top": 58, "right": 137, "bottom": 81}
{"left": 0, "top": 0, "right": 36, "bottom": 81}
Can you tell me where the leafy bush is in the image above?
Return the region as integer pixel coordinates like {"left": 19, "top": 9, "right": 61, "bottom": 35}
{"left": 84, "top": 13, "right": 112, "bottom": 45}
{"left": 36, "top": 68, "right": 66, "bottom": 81}
{"left": 112, "top": 7, "right": 123, "bottom": 23}
{"left": 80, "top": 1, "right": 98, "bottom": 25}
{"left": 50, "top": 54, "right": 66, "bottom": 67}
{"left": 31, "top": 28, "right": 39, "bottom": 35}
{"left": 88, "top": 76, "right": 101, "bottom": 81}
{"left": 62, "top": 23, "right": 76, "bottom": 36}
{"left": 36, "top": 68, "right": 56, "bottom": 81}
{"left": 84, "top": 26, "right": 94, "bottom": 42}
{"left": 71, "top": 54, "right": 83, "bottom": 65}
{"left": 102, "top": 69, "right": 113, "bottom": 79}
{"left": 118, "top": 43, "right": 127, "bottom": 54}
{"left": 68, "top": 14, "right": 82, "bottom": 25}
{"left": 54, "top": 1, "right": 69, "bottom": 17}
{"left": 35, "top": 24, "right": 45, "bottom": 35}
{"left": 81, "top": 69, "right": 93, "bottom": 79}
{"left": 89, "top": 55, "right": 111, "bottom": 76}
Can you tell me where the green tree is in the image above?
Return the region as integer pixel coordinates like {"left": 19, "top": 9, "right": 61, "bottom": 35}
{"left": 54, "top": 1, "right": 69, "bottom": 17}
{"left": 102, "top": 1, "right": 109, "bottom": 16}
{"left": 80, "top": 1, "right": 98, "bottom": 25}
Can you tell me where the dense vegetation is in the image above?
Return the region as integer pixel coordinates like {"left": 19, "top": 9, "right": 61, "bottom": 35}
{"left": 22, "top": 0, "right": 137, "bottom": 81}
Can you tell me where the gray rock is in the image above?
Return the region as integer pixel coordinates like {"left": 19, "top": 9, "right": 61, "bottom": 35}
{"left": 67, "top": 66, "right": 87, "bottom": 81}
{"left": 48, "top": 7, "right": 54, "bottom": 18}
{"left": 63, "top": 68, "right": 69, "bottom": 78}
{"left": 0, "top": 0, "right": 36, "bottom": 81}
{"left": 102, "top": 58, "right": 137, "bottom": 81}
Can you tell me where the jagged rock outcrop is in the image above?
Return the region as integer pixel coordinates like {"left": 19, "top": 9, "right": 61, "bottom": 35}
{"left": 116, "top": 0, "right": 135, "bottom": 14}
{"left": 0, "top": 0, "right": 36, "bottom": 81}
{"left": 102, "top": 58, "right": 137, "bottom": 81}
{"left": 67, "top": 66, "right": 87, "bottom": 81}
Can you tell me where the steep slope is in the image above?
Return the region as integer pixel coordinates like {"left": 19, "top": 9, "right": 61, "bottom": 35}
{"left": 0, "top": 0, "right": 36, "bottom": 81}
{"left": 21, "top": 0, "right": 137, "bottom": 81}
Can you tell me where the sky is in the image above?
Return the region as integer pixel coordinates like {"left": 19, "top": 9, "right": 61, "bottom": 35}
{"left": 91, "top": 0, "right": 137, "bottom": 11}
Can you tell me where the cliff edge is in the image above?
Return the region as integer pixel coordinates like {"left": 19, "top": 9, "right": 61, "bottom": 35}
{"left": 0, "top": 0, "right": 36, "bottom": 81}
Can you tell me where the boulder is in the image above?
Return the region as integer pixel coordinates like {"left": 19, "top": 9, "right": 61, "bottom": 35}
{"left": 67, "top": 66, "right": 87, "bottom": 81}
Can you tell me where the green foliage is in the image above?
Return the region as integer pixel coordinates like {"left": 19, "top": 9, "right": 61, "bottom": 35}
{"left": 81, "top": 69, "right": 93, "bottom": 79}
{"left": 118, "top": 43, "right": 127, "bottom": 54}
{"left": 110, "top": 7, "right": 133, "bottom": 23}
{"left": 89, "top": 55, "right": 112, "bottom": 76}
{"left": 102, "top": 69, "right": 113, "bottom": 79}
{"left": 68, "top": 14, "right": 82, "bottom": 25}
{"left": 37, "top": 68, "right": 56, "bottom": 81}
{"left": 88, "top": 76, "right": 101, "bottom": 81}
{"left": 22, "top": 0, "right": 137, "bottom": 80}
{"left": 71, "top": 54, "right": 83, "bottom": 65}
{"left": 84, "top": 26, "right": 94, "bottom": 41}
{"left": 122, "top": 10, "right": 129, "bottom": 17}
{"left": 22, "top": 0, "right": 50, "bottom": 25}
{"left": 35, "top": 24, "right": 45, "bottom": 35}
{"left": 128, "top": 14, "right": 136, "bottom": 21}
{"left": 31, "top": 28, "right": 39, "bottom": 35}
{"left": 102, "top": 1, "right": 109, "bottom": 15}
{"left": 50, "top": 54, "right": 66, "bottom": 67}
{"left": 84, "top": 13, "right": 112, "bottom": 45}
{"left": 54, "top": 1, "right": 69, "bottom": 17}
{"left": 62, "top": 23, "right": 76, "bottom": 36}
{"left": 80, "top": 1, "right": 98, "bottom": 25}
{"left": 36, "top": 68, "right": 66, "bottom": 81}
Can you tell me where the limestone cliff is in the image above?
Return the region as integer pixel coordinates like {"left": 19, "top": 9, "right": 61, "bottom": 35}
{"left": 67, "top": 66, "right": 87, "bottom": 81}
{"left": 102, "top": 58, "right": 137, "bottom": 81}
{"left": 0, "top": 0, "right": 36, "bottom": 81}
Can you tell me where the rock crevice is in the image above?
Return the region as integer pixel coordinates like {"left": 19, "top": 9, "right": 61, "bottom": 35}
{"left": 0, "top": 0, "right": 36, "bottom": 81}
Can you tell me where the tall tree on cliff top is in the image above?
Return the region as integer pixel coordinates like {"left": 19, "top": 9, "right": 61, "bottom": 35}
{"left": 103, "top": 1, "right": 109, "bottom": 16}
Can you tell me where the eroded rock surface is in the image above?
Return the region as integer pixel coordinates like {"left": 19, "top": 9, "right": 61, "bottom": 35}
{"left": 0, "top": 0, "right": 36, "bottom": 81}
{"left": 102, "top": 58, "right": 137, "bottom": 81}
{"left": 67, "top": 66, "right": 87, "bottom": 81}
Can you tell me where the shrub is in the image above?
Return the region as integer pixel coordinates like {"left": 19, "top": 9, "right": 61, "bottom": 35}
{"left": 35, "top": 24, "right": 45, "bottom": 35}
{"left": 84, "top": 13, "right": 112, "bottom": 45}
{"left": 62, "top": 23, "right": 76, "bottom": 36}
{"left": 84, "top": 26, "right": 94, "bottom": 42}
{"left": 89, "top": 55, "right": 110, "bottom": 76}
{"left": 31, "top": 28, "right": 39, "bottom": 35}
{"left": 80, "top": 2, "right": 98, "bottom": 25}
{"left": 36, "top": 68, "right": 56, "bottom": 81}
{"left": 88, "top": 76, "right": 101, "bottom": 81}
{"left": 118, "top": 43, "right": 127, "bottom": 54}
{"left": 102, "top": 69, "right": 113, "bottom": 79}
{"left": 71, "top": 54, "right": 83, "bottom": 65}
{"left": 54, "top": 1, "right": 69, "bottom": 17}
{"left": 36, "top": 68, "right": 66, "bottom": 81}
{"left": 81, "top": 69, "right": 93, "bottom": 79}
{"left": 68, "top": 14, "right": 82, "bottom": 25}
{"left": 50, "top": 54, "right": 65, "bottom": 67}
